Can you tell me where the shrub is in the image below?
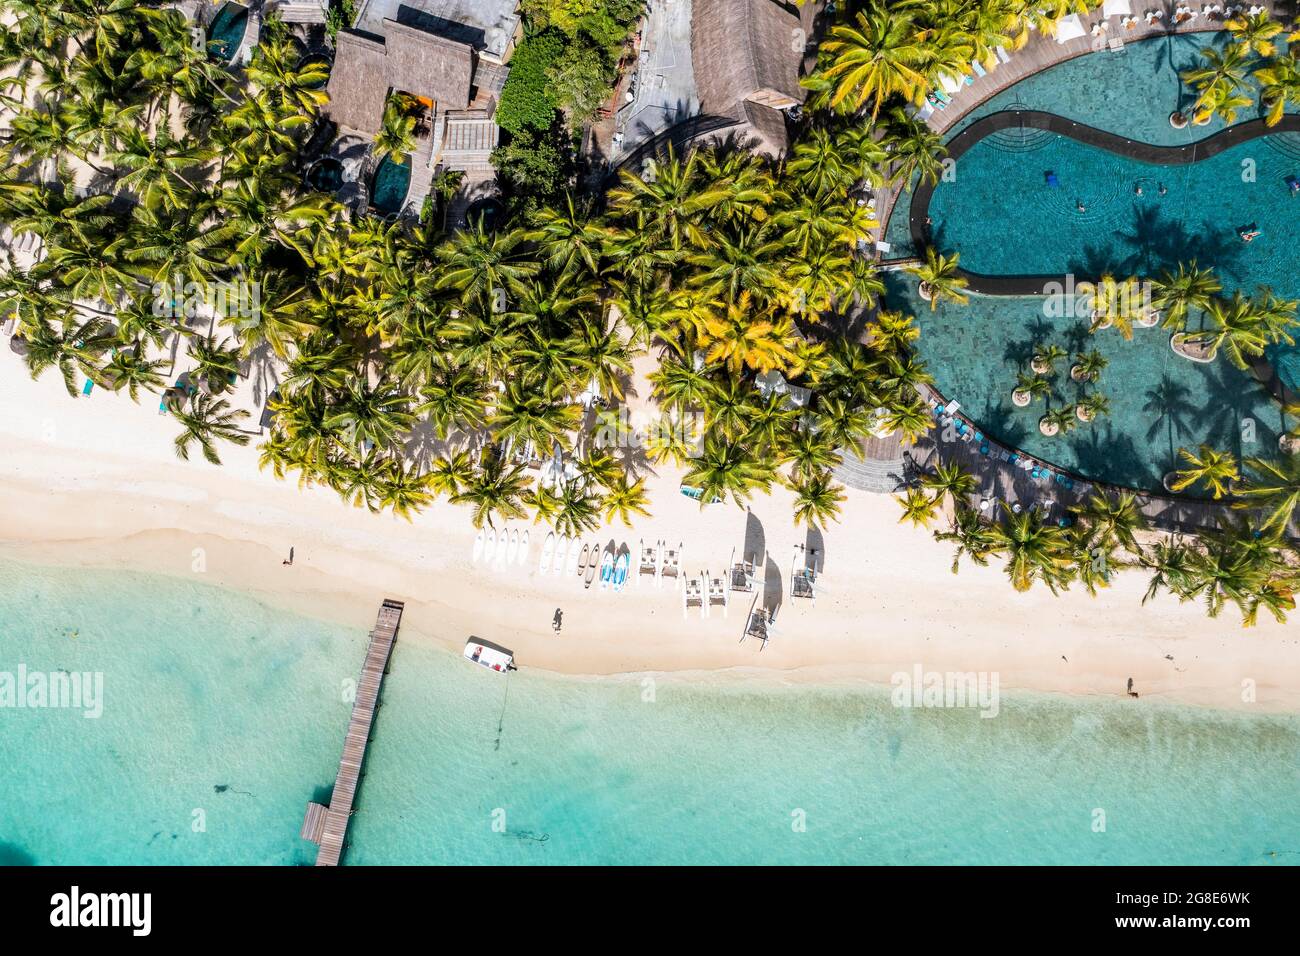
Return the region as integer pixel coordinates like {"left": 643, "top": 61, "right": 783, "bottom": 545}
{"left": 496, "top": 32, "right": 564, "bottom": 135}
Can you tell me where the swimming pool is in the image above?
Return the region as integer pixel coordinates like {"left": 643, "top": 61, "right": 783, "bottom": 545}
{"left": 206, "top": 2, "right": 249, "bottom": 64}
{"left": 886, "top": 33, "right": 1300, "bottom": 494}
{"left": 925, "top": 125, "right": 1300, "bottom": 297}
{"left": 371, "top": 156, "right": 412, "bottom": 216}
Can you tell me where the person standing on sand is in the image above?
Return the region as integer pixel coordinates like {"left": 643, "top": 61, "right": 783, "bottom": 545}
{"left": 1126, "top": 677, "right": 1139, "bottom": 698}
{"left": 283, "top": 547, "right": 294, "bottom": 566}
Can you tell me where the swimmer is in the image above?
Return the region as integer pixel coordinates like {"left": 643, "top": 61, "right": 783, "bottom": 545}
{"left": 1076, "top": 200, "right": 1086, "bottom": 213}
{"left": 1157, "top": 182, "right": 1167, "bottom": 196}
{"left": 1134, "top": 184, "right": 1142, "bottom": 196}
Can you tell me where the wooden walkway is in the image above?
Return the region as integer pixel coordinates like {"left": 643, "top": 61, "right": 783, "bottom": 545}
{"left": 304, "top": 599, "right": 404, "bottom": 867}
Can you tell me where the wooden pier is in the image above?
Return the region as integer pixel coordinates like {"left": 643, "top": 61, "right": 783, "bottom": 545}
{"left": 302, "top": 599, "right": 404, "bottom": 866}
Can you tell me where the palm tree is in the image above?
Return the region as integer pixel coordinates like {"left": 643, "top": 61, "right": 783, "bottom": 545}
{"left": 1187, "top": 292, "right": 1270, "bottom": 369}
{"left": 814, "top": 7, "right": 929, "bottom": 119}
{"left": 434, "top": 221, "right": 538, "bottom": 304}
{"left": 1071, "top": 349, "right": 1108, "bottom": 383}
{"left": 190, "top": 334, "right": 242, "bottom": 395}
{"left": 324, "top": 382, "right": 415, "bottom": 453}
{"left": 1030, "top": 344, "right": 1068, "bottom": 376}
{"left": 1255, "top": 51, "right": 1300, "bottom": 126}
{"left": 1154, "top": 261, "right": 1222, "bottom": 332}
{"left": 1086, "top": 273, "right": 1142, "bottom": 339}
{"left": 1235, "top": 455, "right": 1300, "bottom": 533}
{"left": 372, "top": 94, "right": 417, "bottom": 166}
{"left": 698, "top": 292, "right": 802, "bottom": 376}
{"left": 993, "top": 509, "right": 1075, "bottom": 593}
{"left": 169, "top": 391, "right": 250, "bottom": 465}
{"left": 883, "top": 109, "right": 948, "bottom": 187}
{"left": 377, "top": 457, "right": 436, "bottom": 520}
{"left": 1012, "top": 372, "right": 1051, "bottom": 405}
{"left": 429, "top": 449, "right": 476, "bottom": 497}
{"left": 605, "top": 145, "right": 724, "bottom": 251}
{"left": 935, "top": 503, "right": 1003, "bottom": 573}
{"left": 897, "top": 486, "right": 940, "bottom": 527}
{"left": 16, "top": 314, "right": 114, "bottom": 396}
{"left": 922, "top": 461, "right": 976, "bottom": 509}
{"left": 550, "top": 480, "right": 602, "bottom": 538}
{"left": 908, "top": 247, "right": 968, "bottom": 310}
{"left": 790, "top": 469, "right": 846, "bottom": 528}
{"left": 1225, "top": 10, "right": 1283, "bottom": 56}
{"left": 682, "top": 437, "right": 768, "bottom": 507}
{"left": 1169, "top": 444, "right": 1239, "bottom": 498}
{"left": 784, "top": 425, "right": 843, "bottom": 482}
{"left": 102, "top": 345, "right": 167, "bottom": 401}
{"left": 450, "top": 455, "right": 532, "bottom": 528}
{"left": 1071, "top": 490, "right": 1145, "bottom": 555}
{"left": 601, "top": 476, "right": 651, "bottom": 527}
{"left": 1182, "top": 44, "right": 1254, "bottom": 124}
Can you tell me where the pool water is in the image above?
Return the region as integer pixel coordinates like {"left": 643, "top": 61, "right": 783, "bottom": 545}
{"left": 884, "top": 32, "right": 1300, "bottom": 490}
{"left": 927, "top": 132, "right": 1300, "bottom": 296}
{"left": 890, "top": 273, "right": 1286, "bottom": 492}
{"left": 206, "top": 2, "right": 249, "bottom": 64}
{"left": 371, "top": 156, "right": 412, "bottom": 215}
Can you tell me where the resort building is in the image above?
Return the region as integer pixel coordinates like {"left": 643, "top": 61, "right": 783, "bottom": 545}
{"left": 324, "top": 1, "right": 522, "bottom": 216}
{"left": 611, "top": 0, "right": 814, "bottom": 166}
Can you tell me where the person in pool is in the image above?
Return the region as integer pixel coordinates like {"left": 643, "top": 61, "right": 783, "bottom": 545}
{"left": 1134, "top": 183, "right": 1142, "bottom": 196}
{"left": 1076, "top": 200, "right": 1086, "bottom": 213}
{"left": 1158, "top": 183, "right": 1167, "bottom": 196}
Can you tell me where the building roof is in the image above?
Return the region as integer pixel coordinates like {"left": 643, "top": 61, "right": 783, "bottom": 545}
{"left": 691, "top": 0, "right": 806, "bottom": 113}
{"left": 326, "top": 19, "right": 474, "bottom": 135}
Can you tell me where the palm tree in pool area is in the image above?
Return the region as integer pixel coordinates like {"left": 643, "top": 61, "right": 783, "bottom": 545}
{"left": 1234, "top": 455, "right": 1300, "bottom": 533}
{"left": 372, "top": 94, "right": 417, "bottom": 166}
{"left": 169, "top": 391, "right": 251, "bottom": 466}
{"left": 1012, "top": 372, "right": 1051, "bottom": 407}
{"left": 1224, "top": 10, "right": 1284, "bottom": 57}
{"left": 1183, "top": 44, "right": 1254, "bottom": 124}
{"left": 790, "top": 469, "right": 847, "bottom": 529}
{"left": 1030, "top": 344, "right": 1068, "bottom": 376}
{"left": 1039, "top": 404, "right": 1077, "bottom": 437}
{"left": 1086, "top": 274, "right": 1142, "bottom": 340}
{"left": 1187, "top": 292, "right": 1270, "bottom": 370}
{"left": 1255, "top": 51, "right": 1300, "bottom": 127}
{"left": 1151, "top": 262, "right": 1220, "bottom": 331}
{"left": 1071, "top": 349, "right": 1108, "bottom": 383}
{"left": 908, "top": 247, "right": 968, "bottom": 311}
{"left": 1074, "top": 392, "right": 1110, "bottom": 424}
{"left": 813, "top": 6, "right": 929, "bottom": 120}
{"left": 1168, "top": 444, "right": 1239, "bottom": 498}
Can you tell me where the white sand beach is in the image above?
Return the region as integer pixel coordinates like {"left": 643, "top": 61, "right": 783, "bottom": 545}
{"left": 1, "top": 366, "right": 1297, "bottom": 713}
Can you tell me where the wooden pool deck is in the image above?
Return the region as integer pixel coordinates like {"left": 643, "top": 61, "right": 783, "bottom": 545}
{"left": 303, "top": 599, "right": 404, "bottom": 867}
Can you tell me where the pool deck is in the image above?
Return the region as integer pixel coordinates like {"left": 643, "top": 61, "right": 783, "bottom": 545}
{"left": 871, "top": 5, "right": 1288, "bottom": 260}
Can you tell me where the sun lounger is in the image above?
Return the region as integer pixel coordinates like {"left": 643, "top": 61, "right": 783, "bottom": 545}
{"left": 728, "top": 548, "right": 757, "bottom": 593}
{"left": 970, "top": 59, "right": 987, "bottom": 78}
{"left": 995, "top": 46, "right": 1011, "bottom": 64}
{"left": 637, "top": 538, "right": 660, "bottom": 586}
{"left": 661, "top": 541, "right": 682, "bottom": 588}
{"left": 707, "top": 571, "right": 728, "bottom": 617}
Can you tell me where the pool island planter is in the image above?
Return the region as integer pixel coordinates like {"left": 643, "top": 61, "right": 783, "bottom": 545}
{"left": 1039, "top": 416, "right": 1060, "bottom": 436}
{"left": 1171, "top": 333, "right": 1216, "bottom": 363}
{"left": 1012, "top": 388, "right": 1032, "bottom": 407}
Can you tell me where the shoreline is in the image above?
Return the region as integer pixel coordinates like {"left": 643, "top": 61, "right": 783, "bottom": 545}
{"left": 1, "top": 368, "right": 1298, "bottom": 714}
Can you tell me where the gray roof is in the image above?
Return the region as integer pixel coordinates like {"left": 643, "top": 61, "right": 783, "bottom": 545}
{"left": 691, "top": 0, "right": 806, "bottom": 113}
{"left": 326, "top": 19, "right": 474, "bottom": 135}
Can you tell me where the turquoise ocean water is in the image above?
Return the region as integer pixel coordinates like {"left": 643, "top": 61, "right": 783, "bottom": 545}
{"left": 1, "top": 555, "right": 1297, "bottom": 866}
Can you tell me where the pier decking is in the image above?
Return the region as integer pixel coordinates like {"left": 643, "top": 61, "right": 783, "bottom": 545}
{"left": 303, "top": 599, "right": 404, "bottom": 866}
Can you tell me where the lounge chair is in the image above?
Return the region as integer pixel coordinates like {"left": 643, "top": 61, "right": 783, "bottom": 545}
{"left": 791, "top": 546, "right": 817, "bottom": 606}
{"left": 728, "top": 548, "right": 757, "bottom": 593}
{"left": 741, "top": 595, "right": 776, "bottom": 650}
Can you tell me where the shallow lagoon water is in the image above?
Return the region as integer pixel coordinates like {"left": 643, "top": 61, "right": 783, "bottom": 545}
{"left": 1, "top": 556, "right": 1297, "bottom": 865}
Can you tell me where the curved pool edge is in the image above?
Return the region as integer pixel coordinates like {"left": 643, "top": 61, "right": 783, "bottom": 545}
{"left": 907, "top": 109, "right": 1300, "bottom": 296}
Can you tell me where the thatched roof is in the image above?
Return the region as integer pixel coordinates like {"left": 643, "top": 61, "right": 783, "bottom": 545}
{"left": 691, "top": 0, "right": 806, "bottom": 114}
{"left": 326, "top": 20, "right": 474, "bottom": 136}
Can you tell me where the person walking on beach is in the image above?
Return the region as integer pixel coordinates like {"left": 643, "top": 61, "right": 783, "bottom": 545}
{"left": 552, "top": 608, "right": 563, "bottom": 633}
{"left": 283, "top": 547, "right": 294, "bottom": 566}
